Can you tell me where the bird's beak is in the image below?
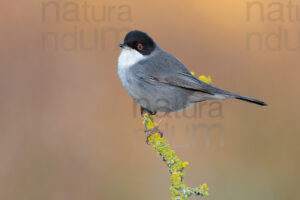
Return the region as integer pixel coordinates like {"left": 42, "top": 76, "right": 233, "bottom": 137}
{"left": 119, "top": 43, "right": 125, "bottom": 48}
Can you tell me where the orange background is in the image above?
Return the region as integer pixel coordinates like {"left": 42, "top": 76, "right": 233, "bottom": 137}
{"left": 0, "top": 1, "right": 299, "bottom": 200}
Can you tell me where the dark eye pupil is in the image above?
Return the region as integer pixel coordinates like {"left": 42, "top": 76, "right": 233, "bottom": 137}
{"left": 137, "top": 43, "right": 143, "bottom": 50}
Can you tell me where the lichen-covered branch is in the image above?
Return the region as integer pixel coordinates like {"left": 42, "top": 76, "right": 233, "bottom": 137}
{"left": 143, "top": 113, "right": 209, "bottom": 200}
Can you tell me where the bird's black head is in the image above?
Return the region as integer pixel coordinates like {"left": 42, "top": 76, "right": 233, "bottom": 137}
{"left": 120, "top": 30, "right": 156, "bottom": 55}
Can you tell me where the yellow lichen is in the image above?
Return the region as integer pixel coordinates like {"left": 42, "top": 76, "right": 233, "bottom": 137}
{"left": 143, "top": 113, "right": 209, "bottom": 200}
{"left": 198, "top": 75, "right": 212, "bottom": 84}
{"left": 190, "top": 71, "right": 212, "bottom": 84}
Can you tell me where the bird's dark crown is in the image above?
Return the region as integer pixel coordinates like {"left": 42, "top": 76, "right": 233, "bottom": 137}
{"left": 122, "top": 30, "right": 156, "bottom": 55}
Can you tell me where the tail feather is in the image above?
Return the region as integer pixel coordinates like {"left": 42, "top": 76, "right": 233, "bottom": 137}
{"left": 235, "top": 95, "right": 267, "bottom": 106}
{"left": 202, "top": 83, "right": 267, "bottom": 106}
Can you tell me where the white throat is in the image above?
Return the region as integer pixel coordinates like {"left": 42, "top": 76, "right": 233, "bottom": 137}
{"left": 118, "top": 48, "right": 145, "bottom": 69}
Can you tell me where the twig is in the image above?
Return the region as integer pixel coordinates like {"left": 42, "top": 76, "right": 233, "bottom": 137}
{"left": 143, "top": 113, "right": 209, "bottom": 200}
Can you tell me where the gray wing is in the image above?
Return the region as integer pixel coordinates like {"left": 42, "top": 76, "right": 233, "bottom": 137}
{"left": 132, "top": 48, "right": 267, "bottom": 106}
{"left": 134, "top": 48, "right": 232, "bottom": 96}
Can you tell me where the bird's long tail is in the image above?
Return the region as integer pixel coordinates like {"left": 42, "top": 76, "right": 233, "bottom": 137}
{"left": 199, "top": 82, "right": 267, "bottom": 106}
{"left": 234, "top": 94, "right": 267, "bottom": 106}
{"left": 211, "top": 89, "right": 267, "bottom": 106}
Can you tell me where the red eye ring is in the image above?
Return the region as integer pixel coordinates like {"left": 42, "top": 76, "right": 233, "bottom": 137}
{"left": 137, "top": 43, "right": 143, "bottom": 51}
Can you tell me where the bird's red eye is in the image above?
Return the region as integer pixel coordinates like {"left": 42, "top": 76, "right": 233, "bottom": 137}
{"left": 137, "top": 43, "right": 143, "bottom": 51}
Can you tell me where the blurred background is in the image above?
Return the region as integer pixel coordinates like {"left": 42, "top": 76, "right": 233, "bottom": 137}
{"left": 0, "top": 0, "right": 299, "bottom": 200}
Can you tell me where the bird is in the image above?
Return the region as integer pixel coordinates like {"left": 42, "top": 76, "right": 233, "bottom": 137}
{"left": 118, "top": 30, "right": 267, "bottom": 142}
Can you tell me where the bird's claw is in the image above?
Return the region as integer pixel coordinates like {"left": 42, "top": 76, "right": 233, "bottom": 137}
{"left": 145, "top": 127, "right": 163, "bottom": 145}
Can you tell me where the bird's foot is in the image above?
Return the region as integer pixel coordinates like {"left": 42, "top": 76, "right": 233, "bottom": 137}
{"left": 145, "top": 126, "right": 163, "bottom": 145}
{"left": 140, "top": 106, "right": 156, "bottom": 117}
